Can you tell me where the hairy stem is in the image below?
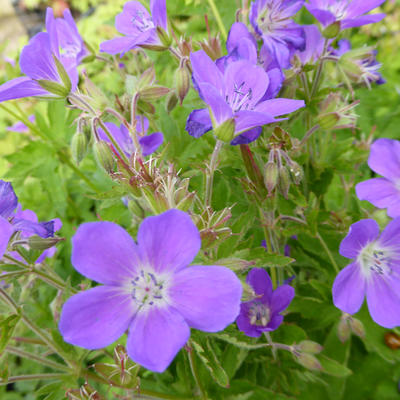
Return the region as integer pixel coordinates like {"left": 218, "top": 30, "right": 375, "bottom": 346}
{"left": 207, "top": 0, "right": 227, "bottom": 40}
{"left": 205, "top": 140, "right": 223, "bottom": 206}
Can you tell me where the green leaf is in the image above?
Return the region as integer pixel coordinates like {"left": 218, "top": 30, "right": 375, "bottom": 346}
{"left": 191, "top": 338, "right": 230, "bottom": 388}
{"left": 319, "top": 355, "right": 352, "bottom": 377}
{"left": 0, "top": 314, "right": 21, "bottom": 353}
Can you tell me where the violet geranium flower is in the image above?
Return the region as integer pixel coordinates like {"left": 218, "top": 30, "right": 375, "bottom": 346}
{"left": 0, "top": 180, "right": 59, "bottom": 259}
{"left": 100, "top": 0, "right": 168, "bottom": 56}
{"left": 356, "top": 139, "right": 400, "bottom": 217}
{"left": 249, "top": 0, "right": 305, "bottom": 69}
{"left": 305, "top": 0, "right": 386, "bottom": 30}
{"left": 0, "top": 8, "right": 84, "bottom": 102}
{"left": 186, "top": 50, "right": 304, "bottom": 145}
{"left": 236, "top": 268, "right": 295, "bottom": 337}
{"left": 296, "top": 25, "right": 325, "bottom": 65}
{"left": 59, "top": 209, "right": 243, "bottom": 372}
{"left": 7, "top": 115, "right": 36, "bottom": 134}
{"left": 333, "top": 218, "right": 400, "bottom": 328}
{"left": 98, "top": 116, "right": 163, "bottom": 157}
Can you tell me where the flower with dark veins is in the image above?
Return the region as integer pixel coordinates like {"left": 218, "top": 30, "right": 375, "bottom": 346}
{"left": 333, "top": 218, "right": 400, "bottom": 328}
{"left": 59, "top": 209, "right": 243, "bottom": 372}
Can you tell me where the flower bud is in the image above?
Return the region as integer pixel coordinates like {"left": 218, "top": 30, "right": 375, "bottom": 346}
{"left": 27, "top": 235, "right": 63, "bottom": 250}
{"left": 176, "top": 61, "right": 191, "bottom": 105}
{"left": 140, "top": 86, "right": 170, "bottom": 102}
{"left": 156, "top": 26, "right": 172, "bottom": 48}
{"left": 295, "top": 353, "right": 322, "bottom": 371}
{"left": 214, "top": 118, "right": 235, "bottom": 142}
{"left": 322, "top": 21, "right": 340, "bottom": 39}
{"left": 337, "top": 316, "right": 351, "bottom": 343}
{"left": 264, "top": 161, "right": 279, "bottom": 194}
{"left": 71, "top": 131, "right": 89, "bottom": 165}
{"left": 278, "top": 165, "right": 291, "bottom": 199}
{"left": 288, "top": 161, "right": 303, "bottom": 185}
{"left": 93, "top": 140, "right": 115, "bottom": 174}
{"left": 296, "top": 340, "right": 323, "bottom": 354}
{"left": 349, "top": 317, "right": 365, "bottom": 339}
{"left": 165, "top": 91, "right": 179, "bottom": 113}
{"left": 318, "top": 112, "right": 340, "bottom": 130}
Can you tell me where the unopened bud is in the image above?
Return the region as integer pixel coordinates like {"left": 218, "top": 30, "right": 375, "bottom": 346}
{"left": 349, "top": 317, "right": 365, "bottom": 339}
{"left": 295, "top": 353, "right": 322, "bottom": 371}
{"left": 322, "top": 21, "right": 340, "bottom": 39}
{"left": 176, "top": 61, "right": 191, "bottom": 105}
{"left": 156, "top": 26, "right": 172, "bottom": 48}
{"left": 138, "top": 67, "right": 156, "bottom": 89}
{"left": 93, "top": 141, "right": 115, "bottom": 174}
{"left": 71, "top": 131, "right": 89, "bottom": 164}
{"left": 214, "top": 118, "right": 235, "bottom": 142}
{"left": 28, "top": 235, "right": 63, "bottom": 250}
{"left": 337, "top": 316, "right": 351, "bottom": 343}
{"left": 278, "top": 165, "right": 291, "bottom": 199}
{"left": 288, "top": 161, "right": 303, "bottom": 185}
{"left": 297, "top": 340, "right": 323, "bottom": 354}
{"left": 140, "top": 86, "right": 170, "bottom": 102}
{"left": 165, "top": 91, "right": 179, "bottom": 113}
{"left": 318, "top": 112, "right": 340, "bottom": 130}
{"left": 264, "top": 161, "right": 279, "bottom": 194}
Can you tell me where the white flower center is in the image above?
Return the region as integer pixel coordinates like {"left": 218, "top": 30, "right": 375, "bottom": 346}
{"left": 132, "top": 10, "right": 154, "bottom": 32}
{"left": 256, "top": 1, "right": 290, "bottom": 34}
{"left": 328, "top": 1, "right": 350, "bottom": 20}
{"left": 226, "top": 82, "right": 253, "bottom": 112}
{"left": 358, "top": 241, "right": 393, "bottom": 278}
{"left": 131, "top": 269, "right": 168, "bottom": 308}
{"left": 248, "top": 301, "right": 271, "bottom": 326}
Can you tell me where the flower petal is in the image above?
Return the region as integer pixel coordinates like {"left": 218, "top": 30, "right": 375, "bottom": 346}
{"left": 100, "top": 36, "right": 141, "bottom": 55}
{"left": 367, "top": 138, "right": 400, "bottom": 181}
{"left": 59, "top": 286, "right": 135, "bottom": 349}
{"left": 71, "top": 221, "right": 140, "bottom": 285}
{"left": 197, "top": 83, "right": 233, "bottom": 126}
{"left": 20, "top": 32, "right": 60, "bottom": 82}
{"left": 377, "top": 217, "right": 400, "bottom": 249}
{"left": 341, "top": 14, "right": 386, "bottom": 29}
{"left": 356, "top": 178, "right": 400, "bottom": 217}
{"left": 137, "top": 209, "right": 200, "bottom": 273}
{"left": 339, "top": 219, "right": 380, "bottom": 259}
{"left": 270, "top": 284, "right": 295, "bottom": 313}
{"left": 127, "top": 306, "right": 190, "bottom": 372}
{"left": 254, "top": 98, "right": 305, "bottom": 117}
{"left": 0, "top": 77, "right": 50, "bottom": 102}
{"left": 151, "top": 0, "right": 167, "bottom": 30}
{"left": 185, "top": 108, "right": 213, "bottom": 138}
{"left": 230, "top": 127, "right": 262, "bottom": 145}
{"left": 246, "top": 268, "right": 273, "bottom": 297}
{"left": 267, "top": 314, "right": 284, "bottom": 331}
{"left": 0, "top": 180, "right": 18, "bottom": 218}
{"left": 235, "top": 110, "right": 278, "bottom": 134}
{"left": 190, "top": 50, "right": 224, "bottom": 93}
{"left": 169, "top": 265, "right": 242, "bottom": 332}
{"left": 332, "top": 262, "right": 366, "bottom": 314}
{"left": 366, "top": 272, "right": 400, "bottom": 328}
{"left": 0, "top": 216, "right": 13, "bottom": 258}
{"left": 305, "top": 5, "right": 336, "bottom": 26}
{"left": 346, "top": 0, "right": 385, "bottom": 18}
{"left": 139, "top": 132, "right": 163, "bottom": 156}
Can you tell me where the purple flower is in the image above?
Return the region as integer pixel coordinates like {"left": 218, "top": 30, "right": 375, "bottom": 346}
{"left": 7, "top": 115, "right": 36, "bottom": 133}
{"left": 305, "top": 0, "right": 385, "bottom": 30}
{"left": 98, "top": 116, "right": 163, "bottom": 157}
{"left": 356, "top": 139, "right": 400, "bottom": 217}
{"left": 249, "top": 0, "right": 305, "bottom": 69}
{"left": 216, "top": 23, "right": 284, "bottom": 101}
{"left": 333, "top": 218, "right": 400, "bottom": 328}
{"left": 46, "top": 8, "right": 87, "bottom": 65}
{"left": 0, "top": 8, "right": 84, "bottom": 102}
{"left": 186, "top": 50, "right": 304, "bottom": 145}
{"left": 0, "top": 180, "right": 58, "bottom": 259}
{"left": 100, "top": 0, "right": 168, "bottom": 55}
{"left": 331, "top": 39, "right": 385, "bottom": 86}
{"left": 59, "top": 209, "right": 242, "bottom": 372}
{"left": 296, "top": 25, "right": 325, "bottom": 64}
{"left": 236, "top": 268, "right": 294, "bottom": 337}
